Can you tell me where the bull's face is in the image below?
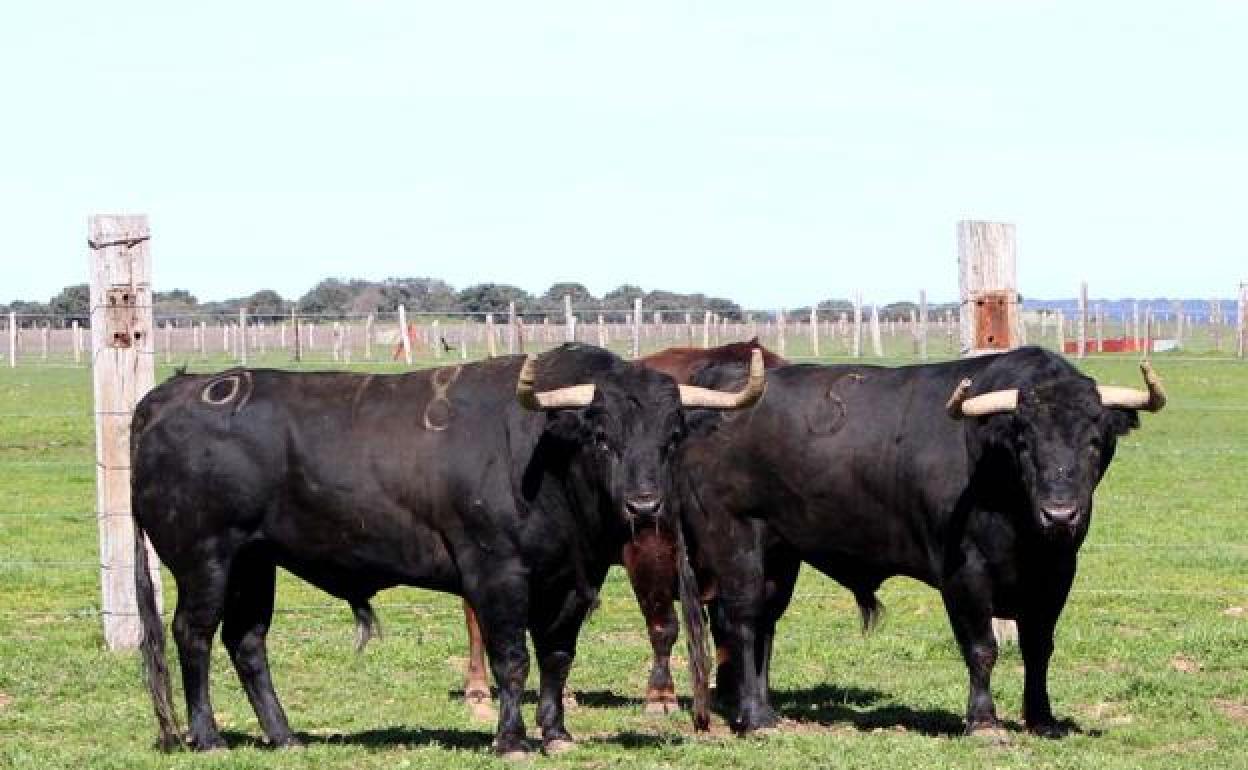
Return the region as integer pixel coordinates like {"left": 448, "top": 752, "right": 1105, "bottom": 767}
{"left": 516, "top": 349, "right": 766, "bottom": 531}
{"left": 581, "top": 370, "right": 686, "bottom": 527}
{"left": 1010, "top": 380, "right": 1136, "bottom": 537}
{"left": 947, "top": 362, "right": 1164, "bottom": 540}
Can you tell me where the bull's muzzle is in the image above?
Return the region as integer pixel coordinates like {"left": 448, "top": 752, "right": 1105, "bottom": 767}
{"left": 1039, "top": 501, "right": 1079, "bottom": 527}
{"left": 625, "top": 493, "right": 663, "bottom": 519}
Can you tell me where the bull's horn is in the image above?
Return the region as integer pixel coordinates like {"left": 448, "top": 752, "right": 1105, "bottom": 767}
{"left": 946, "top": 378, "right": 1018, "bottom": 418}
{"left": 1098, "top": 361, "right": 1166, "bottom": 412}
{"left": 515, "top": 355, "right": 596, "bottom": 410}
{"left": 678, "top": 349, "right": 766, "bottom": 410}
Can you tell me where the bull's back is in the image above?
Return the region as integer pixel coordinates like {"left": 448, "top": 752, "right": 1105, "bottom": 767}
{"left": 131, "top": 363, "right": 525, "bottom": 591}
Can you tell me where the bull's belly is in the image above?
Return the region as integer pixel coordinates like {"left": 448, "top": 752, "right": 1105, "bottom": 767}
{"left": 262, "top": 513, "right": 461, "bottom": 599}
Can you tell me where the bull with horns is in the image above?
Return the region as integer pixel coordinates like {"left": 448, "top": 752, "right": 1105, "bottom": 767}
{"left": 677, "top": 346, "right": 1165, "bottom": 737}
{"left": 129, "top": 344, "right": 763, "bottom": 756}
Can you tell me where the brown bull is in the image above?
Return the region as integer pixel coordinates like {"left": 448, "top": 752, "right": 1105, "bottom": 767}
{"left": 460, "top": 338, "right": 787, "bottom": 718}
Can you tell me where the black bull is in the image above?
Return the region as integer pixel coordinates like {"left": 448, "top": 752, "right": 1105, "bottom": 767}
{"left": 130, "top": 344, "right": 762, "bottom": 756}
{"left": 678, "top": 346, "right": 1165, "bottom": 736}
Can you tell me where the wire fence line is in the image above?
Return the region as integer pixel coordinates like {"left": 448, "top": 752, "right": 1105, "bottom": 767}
{"left": 4, "top": 301, "right": 1246, "bottom": 367}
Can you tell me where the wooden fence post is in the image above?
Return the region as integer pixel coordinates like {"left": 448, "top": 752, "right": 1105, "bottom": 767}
{"left": 957, "top": 220, "right": 1019, "bottom": 356}
{"left": 502, "top": 301, "right": 514, "bottom": 355}
{"left": 397, "top": 305, "right": 412, "bottom": 364}
{"left": 1077, "top": 282, "right": 1088, "bottom": 359}
{"left": 238, "top": 307, "right": 248, "bottom": 364}
{"left": 918, "top": 290, "right": 928, "bottom": 360}
{"left": 1238, "top": 283, "right": 1247, "bottom": 359}
{"left": 776, "top": 309, "right": 787, "bottom": 357}
{"left": 852, "top": 293, "right": 863, "bottom": 358}
{"left": 809, "top": 307, "right": 819, "bottom": 358}
{"left": 870, "top": 304, "right": 884, "bottom": 357}
{"left": 72, "top": 320, "right": 82, "bottom": 364}
{"left": 564, "top": 295, "right": 575, "bottom": 343}
{"left": 632, "top": 298, "right": 642, "bottom": 358}
{"left": 1095, "top": 303, "right": 1104, "bottom": 353}
{"left": 365, "top": 313, "right": 374, "bottom": 360}
{"left": 7, "top": 312, "right": 14, "bottom": 367}
{"left": 88, "top": 213, "right": 160, "bottom": 650}
{"left": 1057, "top": 310, "right": 1066, "bottom": 354}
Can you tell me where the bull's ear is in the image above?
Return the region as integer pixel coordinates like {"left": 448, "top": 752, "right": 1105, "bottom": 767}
{"left": 1105, "top": 408, "right": 1140, "bottom": 437}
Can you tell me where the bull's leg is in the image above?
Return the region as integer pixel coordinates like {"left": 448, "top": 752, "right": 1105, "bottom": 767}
{"left": 1019, "top": 569, "right": 1074, "bottom": 737}
{"left": 722, "top": 596, "right": 775, "bottom": 732}
{"left": 221, "top": 554, "right": 299, "bottom": 748}
{"left": 941, "top": 575, "right": 1002, "bottom": 737}
{"left": 461, "top": 600, "right": 495, "bottom": 722}
{"left": 468, "top": 589, "right": 530, "bottom": 757}
{"left": 709, "top": 600, "right": 739, "bottom": 712}
{"left": 531, "top": 596, "right": 593, "bottom": 755}
{"left": 171, "top": 559, "right": 230, "bottom": 750}
{"left": 756, "top": 550, "right": 801, "bottom": 706}
{"left": 621, "top": 530, "right": 681, "bottom": 714}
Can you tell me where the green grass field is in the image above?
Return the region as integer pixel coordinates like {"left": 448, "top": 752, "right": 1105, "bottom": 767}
{"left": 2, "top": 350, "right": 1246, "bottom": 769}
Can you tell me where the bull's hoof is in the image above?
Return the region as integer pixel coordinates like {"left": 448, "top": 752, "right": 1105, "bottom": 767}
{"left": 543, "top": 738, "right": 577, "bottom": 755}
{"left": 732, "top": 705, "right": 779, "bottom": 735}
{"left": 967, "top": 723, "right": 1011, "bottom": 745}
{"left": 644, "top": 698, "right": 680, "bottom": 715}
{"left": 495, "top": 738, "right": 531, "bottom": 761}
{"left": 269, "top": 734, "right": 305, "bottom": 750}
{"left": 1026, "top": 720, "right": 1068, "bottom": 739}
{"left": 186, "top": 732, "right": 227, "bottom": 752}
{"left": 499, "top": 748, "right": 531, "bottom": 762}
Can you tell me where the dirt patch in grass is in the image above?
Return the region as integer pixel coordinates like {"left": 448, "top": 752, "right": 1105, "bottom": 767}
{"left": 1213, "top": 699, "right": 1248, "bottom": 725}
{"left": 1170, "top": 655, "right": 1202, "bottom": 674}
{"left": 0, "top": 692, "right": 11, "bottom": 711}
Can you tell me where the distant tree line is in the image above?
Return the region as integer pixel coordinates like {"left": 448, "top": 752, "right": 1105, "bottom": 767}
{"left": 2, "top": 277, "right": 960, "bottom": 325}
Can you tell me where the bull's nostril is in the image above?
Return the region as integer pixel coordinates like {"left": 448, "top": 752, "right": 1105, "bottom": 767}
{"left": 626, "top": 495, "right": 663, "bottom": 516}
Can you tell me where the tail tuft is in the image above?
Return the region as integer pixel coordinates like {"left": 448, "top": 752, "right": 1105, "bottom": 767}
{"left": 351, "top": 600, "right": 383, "bottom": 652}
{"left": 856, "top": 591, "right": 883, "bottom": 634}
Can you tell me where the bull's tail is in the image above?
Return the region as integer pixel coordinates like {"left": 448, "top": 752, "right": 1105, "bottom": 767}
{"left": 674, "top": 524, "right": 711, "bottom": 732}
{"left": 855, "top": 590, "right": 884, "bottom": 634}
{"left": 133, "top": 521, "right": 181, "bottom": 751}
{"left": 350, "top": 600, "right": 383, "bottom": 652}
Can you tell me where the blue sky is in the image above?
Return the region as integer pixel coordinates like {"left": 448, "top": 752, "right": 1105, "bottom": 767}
{"left": 2, "top": 1, "right": 1245, "bottom": 307}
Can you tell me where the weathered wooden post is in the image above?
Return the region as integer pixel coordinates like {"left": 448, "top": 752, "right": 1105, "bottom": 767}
{"left": 397, "top": 305, "right": 412, "bottom": 365}
{"left": 1095, "top": 303, "right": 1104, "bottom": 353}
{"left": 331, "top": 322, "right": 342, "bottom": 362}
{"left": 72, "top": 320, "right": 82, "bottom": 364}
{"left": 88, "top": 214, "right": 161, "bottom": 650}
{"left": 918, "top": 290, "right": 929, "bottom": 360}
{"left": 237, "top": 307, "right": 248, "bottom": 364}
{"left": 8, "top": 312, "right": 15, "bottom": 368}
{"left": 40, "top": 322, "right": 49, "bottom": 361}
{"left": 852, "top": 293, "right": 863, "bottom": 358}
{"left": 482, "top": 314, "right": 496, "bottom": 357}
{"left": 957, "top": 220, "right": 1020, "bottom": 356}
{"left": 869, "top": 304, "right": 883, "bottom": 357}
{"left": 507, "top": 301, "right": 518, "bottom": 354}
{"left": 809, "top": 307, "right": 819, "bottom": 358}
{"left": 1133, "top": 301, "right": 1142, "bottom": 352}
{"left": 1077, "top": 282, "right": 1088, "bottom": 359}
{"left": 1238, "top": 283, "right": 1247, "bottom": 359}
{"left": 460, "top": 318, "right": 469, "bottom": 360}
{"left": 365, "top": 313, "right": 374, "bottom": 359}
{"left": 1057, "top": 310, "right": 1066, "bottom": 353}
{"left": 564, "top": 294, "right": 575, "bottom": 343}
{"left": 632, "top": 298, "right": 642, "bottom": 358}
{"left": 701, "top": 310, "right": 711, "bottom": 349}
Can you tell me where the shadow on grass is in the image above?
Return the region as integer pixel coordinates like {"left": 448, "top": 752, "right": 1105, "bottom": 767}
{"left": 766, "top": 684, "right": 965, "bottom": 736}
{"left": 221, "top": 727, "right": 497, "bottom": 751}
{"left": 447, "top": 687, "right": 670, "bottom": 710}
